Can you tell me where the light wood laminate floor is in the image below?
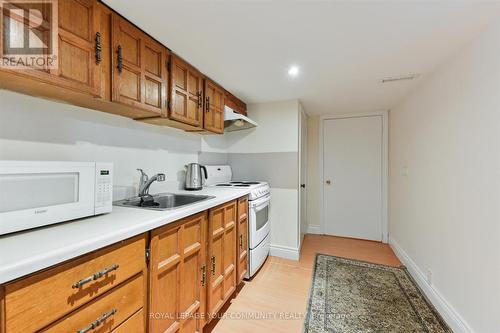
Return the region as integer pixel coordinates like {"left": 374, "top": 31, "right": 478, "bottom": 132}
{"left": 205, "top": 234, "right": 401, "bottom": 333}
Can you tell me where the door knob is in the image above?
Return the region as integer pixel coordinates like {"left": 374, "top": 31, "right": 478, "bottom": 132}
{"left": 326, "top": 180, "right": 332, "bottom": 185}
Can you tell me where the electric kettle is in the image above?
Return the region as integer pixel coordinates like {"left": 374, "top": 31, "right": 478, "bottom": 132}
{"left": 185, "top": 163, "right": 207, "bottom": 190}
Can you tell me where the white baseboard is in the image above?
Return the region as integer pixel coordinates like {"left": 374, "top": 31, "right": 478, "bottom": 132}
{"left": 270, "top": 244, "right": 300, "bottom": 261}
{"left": 389, "top": 237, "right": 473, "bottom": 333}
{"left": 307, "top": 224, "right": 322, "bottom": 234}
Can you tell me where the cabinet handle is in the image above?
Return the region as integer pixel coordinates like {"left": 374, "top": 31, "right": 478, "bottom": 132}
{"left": 239, "top": 235, "right": 243, "bottom": 250}
{"left": 77, "top": 308, "right": 117, "bottom": 333}
{"left": 211, "top": 256, "right": 216, "bottom": 275}
{"left": 198, "top": 91, "right": 202, "bottom": 108}
{"left": 117, "top": 45, "right": 123, "bottom": 73}
{"left": 95, "top": 32, "right": 102, "bottom": 64}
{"left": 205, "top": 96, "right": 210, "bottom": 113}
{"left": 201, "top": 264, "right": 206, "bottom": 286}
{"left": 72, "top": 264, "right": 119, "bottom": 289}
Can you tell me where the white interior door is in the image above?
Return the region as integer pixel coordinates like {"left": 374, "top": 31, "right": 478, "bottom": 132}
{"left": 323, "top": 116, "right": 382, "bottom": 241}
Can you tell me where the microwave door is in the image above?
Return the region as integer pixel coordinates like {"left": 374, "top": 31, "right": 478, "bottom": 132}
{"left": 0, "top": 164, "right": 95, "bottom": 235}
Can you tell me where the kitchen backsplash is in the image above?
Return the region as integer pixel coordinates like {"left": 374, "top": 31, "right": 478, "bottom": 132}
{"left": 0, "top": 90, "right": 202, "bottom": 200}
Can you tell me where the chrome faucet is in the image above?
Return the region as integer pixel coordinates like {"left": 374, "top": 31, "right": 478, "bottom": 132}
{"left": 137, "top": 169, "right": 165, "bottom": 197}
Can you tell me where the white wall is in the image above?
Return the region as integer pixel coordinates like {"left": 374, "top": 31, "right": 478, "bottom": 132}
{"left": 0, "top": 90, "right": 201, "bottom": 200}
{"left": 389, "top": 20, "right": 500, "bottom": 333}
{"left": 226, "top": 100, "right": 301, "bottom": 259}
{"left": 226, "top": 100, "right": 300, "bottom": 153}
{"left": 0, "top": 90, "right": 303, "bottom": 260}
{"left": 306, "top": 116, "right": 321, "bottom": 232}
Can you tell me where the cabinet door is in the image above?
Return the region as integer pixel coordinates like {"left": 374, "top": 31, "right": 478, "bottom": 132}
{"left": 111, "top": 14, "right": 167, "bottom": 116}
{"left": 0, "top": 0, "right": 101, "bottom": 96}
{"left": 222, "top": 201, "right": 237, "bottom": 299}
{"left": 149, "top": 212, "right": 207, "bottom": 333}
{"left": 179, "top": 213, "right": 207, "bottom": 332}
{"left": 204, "top": 79, "right": 225, "bottom": 134}
{"left": 207, "top": 205, "right": 225, "bottom": 317}
{"left": 149, "top": 223, "right": 182, "bottom": 333}
{"left": 55, "top": 0, "right": 101, "bottom": 95}
{"left": 207, "top": 201, "right": 237, "bottom": 317}
{"left": 237, "top": 196, "right": 249, "bottom": 284}
{"left": 170, "top": 55, "right": 204, "bottom": 127}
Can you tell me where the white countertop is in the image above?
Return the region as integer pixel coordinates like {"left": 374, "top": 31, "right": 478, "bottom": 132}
{"left": 0, "top": 187, "right": 250, "bottom": 284}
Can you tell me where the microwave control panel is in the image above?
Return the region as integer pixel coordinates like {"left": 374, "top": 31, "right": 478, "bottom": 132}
{"left": 95, "top": 163, "right": 113, "bottom": 214}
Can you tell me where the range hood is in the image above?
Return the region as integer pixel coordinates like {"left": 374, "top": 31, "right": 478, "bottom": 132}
{"left": 224, "top": 106, "right": 258, "bottom": 132}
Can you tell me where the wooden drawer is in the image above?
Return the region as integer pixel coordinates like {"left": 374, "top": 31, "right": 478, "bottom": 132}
{"left": 112, "top": 308, "right": 145, "bottom": 333}
{"left": 4, "top": 234, "right": 146, "bottom": 333}
{"left": 41, "top": 274, "right": 144, "bottom": 333}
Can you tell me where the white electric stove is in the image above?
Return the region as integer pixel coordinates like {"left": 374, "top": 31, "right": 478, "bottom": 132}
{"left": 205, "top": 165, "right": 271, "bottom": 278}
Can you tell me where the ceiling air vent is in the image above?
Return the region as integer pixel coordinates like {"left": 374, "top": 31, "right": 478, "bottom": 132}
{"left": 380, "top": 73, "right": 421, "bottom": 83}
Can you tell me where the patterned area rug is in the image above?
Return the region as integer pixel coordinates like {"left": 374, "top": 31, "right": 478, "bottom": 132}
{"left": 304, "top": 254, "right": 452, "bottom": 333}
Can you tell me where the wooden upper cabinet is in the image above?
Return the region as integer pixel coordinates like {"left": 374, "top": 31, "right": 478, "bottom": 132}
{"left": 204, "top": 79, "right": 225, "bottom": 134}
{"left": 0, "top": 0, "right": 101, "bottom": 96}
{"left": 55, "top": 0, "right": 101, "bottom": 95}
{"left": 111, "top": 14, "right": 168, "bottom": 117}
{"left": 225, "top": 92, "right": 247, "bottom": 116}
{"left": 169, "top": 55, "right": 204, "bottom": 128}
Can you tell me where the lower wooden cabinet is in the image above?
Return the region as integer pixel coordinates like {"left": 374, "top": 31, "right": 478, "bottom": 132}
{"left": 207, "top": 200, "right": 238, "bottom": 318}
{"left": 237, "top": 196, "right": 249, "bottom": 283}
{"left": 112, "top": 308, "right": 146, "bottom": 332}
{"left": 149, "top": 211, "right": 208, "bottom": 333}
{"left": 40, "top": 273, "right": 145, "bottom": 333}
{"left": 0, "top": 197, "right": 248, "bottom": 333}
{"left": 0, "top": 234, "right": 147, "bottom": 333}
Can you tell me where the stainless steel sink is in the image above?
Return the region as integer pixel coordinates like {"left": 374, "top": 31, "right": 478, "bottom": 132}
{"left": 114, "top": 193, "right": 214, "bottom": 211}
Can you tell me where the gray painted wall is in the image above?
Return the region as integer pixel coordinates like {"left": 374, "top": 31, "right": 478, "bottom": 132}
{"left": 228, "top": 152, "right": 298, "bottom": 189}
{"left": 198, "top": 151, "right": 228, "bottom": 165}
{"left": 197, "top": 151, "right": 298, "bottom": 190}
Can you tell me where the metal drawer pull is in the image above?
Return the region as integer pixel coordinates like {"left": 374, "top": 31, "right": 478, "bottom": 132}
{"left": 205, "top": 96, "right": 210, "bottom": 113}
{"left": 77, "top": 308, "right": 117, "bottom": 333}
{"left": 198, "top": 91, "right": 202, "bottom": 108}
{"left": 72, "top": 264, "right": 119, "bottom": 289}
{"left": 239, "top": 235, "right": 243, "bottom": 249}
{"left": 95, "top": 32, "right": 102, "bottom": 64}
{"left": 117, "top": 45, "right": 123, "bottom": 73}
{"left": 201, "top": 265, "right": 206, "bottom": 286}
{"left": 211, "top": 256, "right": 216, "bottom": 275}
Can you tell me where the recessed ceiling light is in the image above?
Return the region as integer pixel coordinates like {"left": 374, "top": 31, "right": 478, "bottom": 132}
{"left": 288, "top": 66, "right": 299, "bottom": 77}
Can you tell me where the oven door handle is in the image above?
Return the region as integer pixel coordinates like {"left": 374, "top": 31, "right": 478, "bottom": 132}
{"left": 249, "top": 194, "right": 271, "bottom": 209}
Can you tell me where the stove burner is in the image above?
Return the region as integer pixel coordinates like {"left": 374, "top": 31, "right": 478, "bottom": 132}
{"left": 216, "top": 184, "right": 232, "bottom": 186}
{"left": 230, "top": 181, "right": 244, "bottom": 184}
{"left": 234, "top": 184, "right": 251, "bottom": 187}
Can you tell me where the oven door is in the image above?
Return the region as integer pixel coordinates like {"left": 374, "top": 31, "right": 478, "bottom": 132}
{"left": 0, "top": 162, "right": 96, "bottom": 235}
{"left": 248, "top": 193, "right": 271, "bottom": 249}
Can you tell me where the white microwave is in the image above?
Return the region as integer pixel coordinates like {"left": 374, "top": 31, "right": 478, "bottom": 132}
{"left": 0, "top": 161, "right": 113, "bottom": 235}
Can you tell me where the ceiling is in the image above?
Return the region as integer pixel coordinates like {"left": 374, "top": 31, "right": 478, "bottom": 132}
{"left": 104, "top": 0, "right": 500, "bottom": 115}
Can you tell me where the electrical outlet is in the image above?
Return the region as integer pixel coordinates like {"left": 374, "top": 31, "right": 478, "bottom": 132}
{"left": 425, "top": 269, "right": 432, "bottom": 285}
{"left": 402, "top": 166, "right": 409, "bottom": 177}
